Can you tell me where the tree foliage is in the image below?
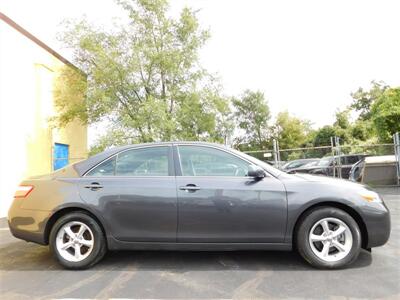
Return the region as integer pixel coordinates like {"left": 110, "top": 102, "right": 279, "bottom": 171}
{"left": 272, "top": 111, "right": 311, "bottom": 150}
{"left": 312, "top": 125, "right": 336, "bottom": 147}
{"left": 54, "top": 1, "right": 400, "bottom": 155}
{"left": 371, "top": 87, "right": 400, "bottom": 142}
{"left": 310, "top": 82, "right": 399, "bottom": 148}
{"left": 55, "top": 0, "right": 230, "bottom": 150}
{"left": 53, "top": 65, "right": 87, "bottom": 126}
{"left": 350, "top": 80, "right": 388, "bottom": 121}
{"left": 232, "top": 90, "right": 270, "bottom": 149}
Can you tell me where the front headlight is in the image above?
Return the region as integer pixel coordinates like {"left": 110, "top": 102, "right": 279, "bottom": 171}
{"left": 358, "top": 190, "right": 382, "bottom": 203}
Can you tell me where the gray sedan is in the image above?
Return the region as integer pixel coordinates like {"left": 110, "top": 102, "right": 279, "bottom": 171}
{"left": 8, "top": 142, "right": 390, "bottom": 269}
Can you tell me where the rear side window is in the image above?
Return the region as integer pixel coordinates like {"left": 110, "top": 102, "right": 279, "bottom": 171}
{"left": 86, "top": 147, "right": 170, "bottom": 176}
{"left": 116, "top": 147, "right": 169, "bottom": 176}
{"left": 86, "top": 157, "right": 116, "bottom": 176}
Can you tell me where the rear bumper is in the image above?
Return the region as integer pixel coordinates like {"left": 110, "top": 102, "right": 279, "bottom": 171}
{"left": 8, "top": 199, "right": 50, "bottom": 245}
{"left": 361, "top": 202, "right": 391, "bottom": 248}
{"left": 8, "top": 220, "right": 47, "bottom": 245}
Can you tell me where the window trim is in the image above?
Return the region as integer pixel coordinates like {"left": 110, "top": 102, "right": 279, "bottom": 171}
{"left": 83, "top": 145, "right": 174, "bottom": 177}
{"left": 174, "top": 144, "right": 271, "bottom": 178}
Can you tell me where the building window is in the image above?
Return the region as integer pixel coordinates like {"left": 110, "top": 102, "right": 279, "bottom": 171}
{"left": 53, "top": 143, "right": 69, "bottom": 170}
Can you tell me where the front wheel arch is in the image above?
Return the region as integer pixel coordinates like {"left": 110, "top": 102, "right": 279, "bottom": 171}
{"left": 292, "top": 202, "right": 369, "bottom": 250}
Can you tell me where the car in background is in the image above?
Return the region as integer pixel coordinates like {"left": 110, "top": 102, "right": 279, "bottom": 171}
{"left": 288, "top": 154, "right": 367, "bottom": 178}
{"left": 281, "top": 158, "right": 320, "bottom": 172}
{"left": 349, "top": 159, "right": 365, "bottom": 182}
{"left": 8, "top": 143, "right": 389, "bottom": 270}
{"left": 350, "top": 155, "right": 398, "bottom": 185}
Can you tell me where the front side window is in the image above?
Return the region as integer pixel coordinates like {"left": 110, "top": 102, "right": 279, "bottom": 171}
{"left": 346, "top": 156, "right": 361, "bottom": 165}
{"left": 86, "top": 146, "right": 169, "bottom": 176}
{"left": 178, "top": 146, "right": 250, "bottom": 177}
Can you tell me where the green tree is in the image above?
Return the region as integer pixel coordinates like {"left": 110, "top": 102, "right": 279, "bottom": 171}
{"left": 272, "top": 111, "right": 311, "bottom": 150}
{"left": 350, "top": 119, "right": 373, "bottom": 141}
{"left": 332, "top": 109, "right": 352, "bottom": 143}
{"left": 55, "top": 0, "right": 230, "bottom": 151}
{"left": 232, "top": 90, "right": 271, "bottom": 149}
{"left": 333, "top": 109, "right": 351, "bottom": 130}
{"left": 371, "top": 87, "right": 400, "bottom": 142}
{"left": 312, "top": 125, "right": 336, "bottom": 146}
{"left": 311, "top": 111, "right": 352, "bottom": 147}
{"left": 351, "top": 80, "right": 388, "bottom": 120}
{"left": 53, "top": 65, "right": 87, "bottom": 126}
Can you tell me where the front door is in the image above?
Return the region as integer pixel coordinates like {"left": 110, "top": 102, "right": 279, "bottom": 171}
{"left": 175, "top": 145, "right": 287, "bottom": 243}
{"left": 78, "top": 145, "right": 177, "bottom": 242}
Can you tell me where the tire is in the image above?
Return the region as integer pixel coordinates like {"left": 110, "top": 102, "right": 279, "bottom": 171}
{"left": 49, "top": 212, "right": 107, "bottom": 269}
{"left": 296, "top": 207, "right": 361, "bottom": 269}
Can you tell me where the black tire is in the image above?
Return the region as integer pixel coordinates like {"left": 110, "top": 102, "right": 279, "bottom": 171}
{"left": 49, "top": 212, "right": 107, "bottom": 269}
{"left": 296, "top": 206, "right": 361, "bottom": 269}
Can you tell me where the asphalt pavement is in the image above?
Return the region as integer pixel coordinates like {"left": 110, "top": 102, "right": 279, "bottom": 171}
{"left": 0, "top": 187, "right": 399, "bottom": 299}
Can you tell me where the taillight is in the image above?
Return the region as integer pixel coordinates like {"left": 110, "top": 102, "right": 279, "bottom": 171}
{"left": 14, "top": 185, "right": 34, "bottom": 198}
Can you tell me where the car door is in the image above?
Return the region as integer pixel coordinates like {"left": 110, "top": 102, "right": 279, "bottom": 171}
{"left": 175, "top": 145, "right": 287, "bottom": 243}
{"left": 78, "top": 145, "right": 177, "bottom": 242}
{"left": 343, "top": 155, "right": 363, "bottom": 178}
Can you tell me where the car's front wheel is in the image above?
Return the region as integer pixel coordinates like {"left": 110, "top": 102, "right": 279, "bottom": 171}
{"left": 296, "top": 207, "right": 361, "bottom": 269}
{"left": 49, "top": 212, "right": 107, "bottom": 269}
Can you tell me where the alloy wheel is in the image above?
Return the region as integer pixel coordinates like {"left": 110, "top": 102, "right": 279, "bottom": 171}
{"left": 308, "top": 217, "right": 353, "bottom": 262}
{"left": 56, "top": 221, "right": 94, "bottom": 262}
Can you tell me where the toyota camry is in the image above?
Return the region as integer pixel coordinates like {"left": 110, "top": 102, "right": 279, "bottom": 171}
{"left": 8, "top": 142, "right": 390, "bottom": 269}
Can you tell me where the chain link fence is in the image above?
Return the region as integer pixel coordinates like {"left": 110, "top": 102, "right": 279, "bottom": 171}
{"left": 243, "top": 138, "right": 397, "bottom": 171}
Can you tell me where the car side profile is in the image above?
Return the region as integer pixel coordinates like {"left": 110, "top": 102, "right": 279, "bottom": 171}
{"left": 8, "top": 142, "right": 390, "bottom": 269}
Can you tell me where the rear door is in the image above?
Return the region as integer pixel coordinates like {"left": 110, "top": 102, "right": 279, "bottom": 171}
{"left": 78, "top": 145, "right": 177, "bottom": 242}
{"left": 175, "top": 145, "right": 287, "bottom": 243}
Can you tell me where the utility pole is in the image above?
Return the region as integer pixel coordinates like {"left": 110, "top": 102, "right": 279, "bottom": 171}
{"left": 394, "top": 132, "right": 400, "bottom": 185}
{"left": 330, "top": 137, "right": 336, "bottom": 177}
{"left": 330, "top": 136, "right": 342, "bottom": 178}
{"left": 273, "top": 139, "right": 280, "bottom": 169}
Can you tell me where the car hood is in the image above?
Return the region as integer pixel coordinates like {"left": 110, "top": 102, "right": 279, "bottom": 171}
{"left": 288, "top": 173, "right": 368, "bottom": 190}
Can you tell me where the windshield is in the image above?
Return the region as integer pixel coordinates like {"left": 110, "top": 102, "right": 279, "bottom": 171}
{"left": 229, "top": 148, "right": 286, "bottom": 177}
{"left": 317, "top": 157, "right": 332, "bottom": 167}
{"left": 303, "top": 160, "right": 319, "bottom": 167}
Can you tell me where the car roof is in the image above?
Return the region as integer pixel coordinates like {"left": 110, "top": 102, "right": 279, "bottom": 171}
{"left": 323, "top": 154, "right": 366, "bottom": 159}
{"left": 291, "top": 158, "right": 319, "bottom": 161}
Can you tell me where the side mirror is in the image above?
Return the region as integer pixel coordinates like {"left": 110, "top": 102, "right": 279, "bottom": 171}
{"left": 247, "top": 165, "right": 266, "bottom": 179}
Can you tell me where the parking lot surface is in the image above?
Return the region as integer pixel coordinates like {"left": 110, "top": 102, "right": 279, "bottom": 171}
{"left": 0, "top": 187, "right": 399, "bottom": 299}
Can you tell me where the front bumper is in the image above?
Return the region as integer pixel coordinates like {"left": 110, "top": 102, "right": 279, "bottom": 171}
{"left": 361, "top": 201, "right": 391, "bottom": 248}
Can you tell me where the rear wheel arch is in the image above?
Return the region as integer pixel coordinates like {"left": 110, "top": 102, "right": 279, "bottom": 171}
{"left": 44, "top": 207, "right": 107, "bottom": 245}
{"left": 292, "top": 201, "right": 369, "bottom": 249}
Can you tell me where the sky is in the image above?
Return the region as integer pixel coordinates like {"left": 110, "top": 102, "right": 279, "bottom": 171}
{"left": 1, "top": 0, "right": 400, "bottom": 133}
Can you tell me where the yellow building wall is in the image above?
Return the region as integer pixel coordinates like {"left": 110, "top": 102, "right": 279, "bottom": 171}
{"left": 0, "top": 21, "right": 87, "bottom": 216}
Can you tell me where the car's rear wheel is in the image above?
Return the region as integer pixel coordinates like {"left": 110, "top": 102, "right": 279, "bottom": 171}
{"left": 49, "top": 212, "right": 107, "bottom": 269}
{"left": 296, "top": 207, "right": 361, "bottom": 269}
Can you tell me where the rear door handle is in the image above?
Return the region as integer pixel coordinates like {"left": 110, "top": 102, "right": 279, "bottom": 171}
{"left": 84, "top": 182, "right": 103, "bottom": 191}
{"left": 179, "top": 184, "right": 200, "bottom": 192}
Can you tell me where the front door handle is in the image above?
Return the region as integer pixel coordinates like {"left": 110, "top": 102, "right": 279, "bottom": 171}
{"left": 179, "top": 184, "right": 200, "bottom": 192}
{"left": 84, "top": 182, "right": 103, "bottom": 191}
